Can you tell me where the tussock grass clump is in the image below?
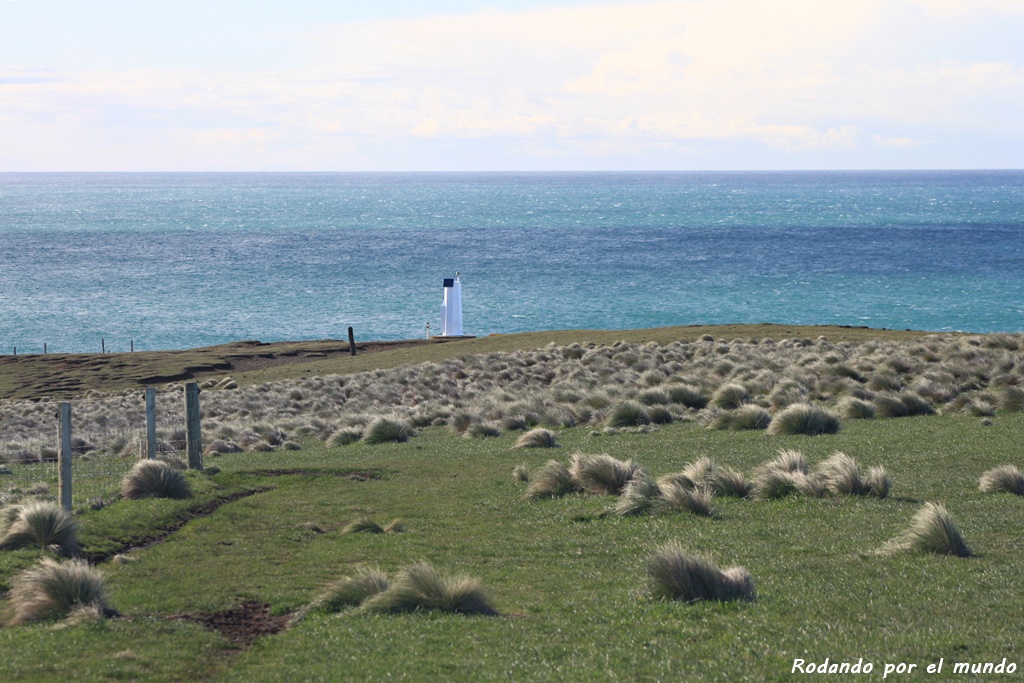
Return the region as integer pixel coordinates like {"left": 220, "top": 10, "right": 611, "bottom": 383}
{"left": 979, "top": 465, "right": 1024, "bottom": 495}
{"left": 962, "top": 398, "right": 997, "bottom": 417}
{"left": 526, "top": 460, "right": 584, "bottom": 499}
{"left": 5, "top": 558, "right": 110, "bottom": 625}
{"left": 604, "top": 401, "right": 651, "bottom": 428}
{"left": 512, "top": 464, "right": 530, "bottom": 483}
{"left": 759, "top": 449, "right": 810, "bottom": 475}
{"left": 569, "top": 453, "right": 643, "bottom": 495}
{"left": 465, "top": 422, "right": 501, "bottom": 438}
{"left": 838, "top": 396, "right": 876, "bottom": 419}
{"left": 513, "top": 428, "right": 558, "bottom": 449}
{"left": 341, "top": 518, "right": 404, "bottom": 534}
{"left": 636, "top": 389, "right": 669, "bottom": 406}
{"left": 361, "top": 562, "right": 498, "bottom": 616}
{"left": 316, "top": 566, "right": 391, "bottom": 611}
{"left": 293, "top": 565, "right": 390, "bottom": 624}
{"left": 868, "top": 369, "right": 903, "bottom": 392}
{"left": 703, "top": 405, "right": 771, "bottom": 431}
{"left": 814, "top": 452, "right": 883, "bottom": 496}
{"left": 612, "top": 475, "right": 662, "bottom": 516}
{"left": 362, "top": 417, "right": 410, "bottom": 444}
{"left": 899, "top": 392, "right": 935, "bottom": 416}
{"left": 709, "top": 383, "right": 749, "bottom": 410}
{"left": 815, "top": 452, "right": 860, "bottom": 493}
{"left": 728, "top": 405, "right": 772, "bottom": 430}
{"left": 998, "top": 386, "right": 1024, "bottom": 412}
{"left": 659, "top": 457, "right": 751, "bottom": 498}
{"left": 500, "top": 415, "right": 529, "bottom": 431}
{"left": 875, "top": 392, "right": 934, "bottom": 418}
{"left": 120, "top": 460, "right": 192, "bottom": 500}
{"left": 342, "top": 518, "right": 385, "bottom": 534}
{"left": 710, "top": 466, "right": 755, "bottom": 498}
{"left": 752, "top": 450, "right": 821, "bottom": 499}
{"left": 700, "top": 408, "right": 732, "bottom": 431}
{"left": 646, "top": 543, "right": 755, "bottom": 603}
{"left": 0, "top": 501, "right": 80, "bottom": 555}
{"left": 667, "top": 384, "right": 709, "bottom": 409}
{"left": 328, "top": 427, "right": 364, "bottom": 446}
{"left": 752, "top": 468, "right": 823, "bottom": 499}
{"left": 448, "top": 411, "right": 478, "bottom": 435}
{"left": 880, "top": 503, "right": 973, "bottom": 557}
{"left": 864, "top": 466, "right": 892, "bottom": 499}
{"left": 1, "top": 503, "right": 23, "bottom": 531}
{"left": 767, "top": 403, "right": 841, "bottom": 436}
{"left": 656, "top": 482, "right": 715, "bottom": 517}
{"left": 873, "top": 394, "right": 911, "bottom": 418}
{"left": 683, "top": 454, "right": 719, "bottom": 483}
{"left": 646, "top": 406, "right": 674, "bottom": 425}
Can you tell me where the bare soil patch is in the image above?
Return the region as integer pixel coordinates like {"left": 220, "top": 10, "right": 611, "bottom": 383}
{"left": 169, "top": 601, "right": 290, "bottom": 647}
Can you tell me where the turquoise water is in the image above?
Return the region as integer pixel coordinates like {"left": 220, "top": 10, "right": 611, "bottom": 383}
{"left": 1, "top": 171, "right": 1022, "bottom": 353}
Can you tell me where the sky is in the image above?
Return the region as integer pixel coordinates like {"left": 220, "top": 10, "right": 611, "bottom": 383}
{"left": 1, "top": 0, "right": 1022, "bottom": 171}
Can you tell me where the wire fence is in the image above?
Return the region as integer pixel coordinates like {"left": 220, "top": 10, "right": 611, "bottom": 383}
{"left": 0, "top": 385, "right": 198, "bottom": 512}
{"left": 0, "top": 452, "right": 57, "bottom": 506}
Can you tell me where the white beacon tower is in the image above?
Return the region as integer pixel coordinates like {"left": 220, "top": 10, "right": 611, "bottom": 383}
{"left": 440, "top": 272, "right": 464, "bottom": 337}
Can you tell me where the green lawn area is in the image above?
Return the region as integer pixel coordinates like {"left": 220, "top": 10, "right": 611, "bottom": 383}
{"left": 2, "top": 412, "right": 1024, "bottom": 681}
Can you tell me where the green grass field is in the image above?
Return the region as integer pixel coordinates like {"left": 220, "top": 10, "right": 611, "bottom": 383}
{"left": 3, "top": 408, "right": 1024, "bottom": 681}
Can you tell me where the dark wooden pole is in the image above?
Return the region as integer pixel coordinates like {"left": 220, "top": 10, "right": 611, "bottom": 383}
{"left": 348, "top": 326, "right": 356, "bottom": 356}
{"left": 58, "top": 402, "right": 73, "bottom": 511}
{"left": 184, "top": 382, "right": 203, "bottom": 470}
{"left": 145, "top": 388, "right": 157, "bottom": 460}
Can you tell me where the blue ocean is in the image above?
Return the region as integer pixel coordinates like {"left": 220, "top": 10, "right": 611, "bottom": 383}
{"left": 1, "top": 171, "right": 1022, "bottom": 353}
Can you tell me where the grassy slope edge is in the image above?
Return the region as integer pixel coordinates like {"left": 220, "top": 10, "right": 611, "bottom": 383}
{"left": 0, "top": 324, "right": 931, "bottom": 400}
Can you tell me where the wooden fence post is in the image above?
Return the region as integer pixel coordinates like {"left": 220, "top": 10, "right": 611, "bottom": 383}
{"left": 184, "top": 382, "right": 203, "bottom": 470}
{"left": 145, "top": 387, "right": 157, "bottom": 460}
{"left": 58, "top": 402, "right": 72, "bottom": 512}
{"left": 348, "top": 326, "right": 356, "bottom": 356}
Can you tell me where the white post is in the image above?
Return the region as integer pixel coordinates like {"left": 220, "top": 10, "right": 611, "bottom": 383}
{"left": 441, "top": 273, "right": 464, "bottom": 336}
{"left": 58, "top": 402, "right": 72, "bottom": 512}
{"left": 145, "top": 387, "right": 157, "bottom": 460}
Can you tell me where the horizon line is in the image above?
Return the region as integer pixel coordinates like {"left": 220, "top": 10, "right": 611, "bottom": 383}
{"left": 2, "top": 168, "right": 1023, "bottom": 175}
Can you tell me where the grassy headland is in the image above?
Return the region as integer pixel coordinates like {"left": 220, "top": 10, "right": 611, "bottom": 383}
{"left": 2, "top": 325, "right": 1023, "bottom": 681}
{"left": 0, "top": 324, "right": 928, "bottom": 400}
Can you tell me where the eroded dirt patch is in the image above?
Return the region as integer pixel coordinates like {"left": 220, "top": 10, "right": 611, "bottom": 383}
{"left": 84, "top": 487, "right": 273, "bottom": 563}
{"left": 170, "top": 601, "right": 290, "bottom": 647}
{"left": 240, "top": 468, "right": 383, "bottom": 481}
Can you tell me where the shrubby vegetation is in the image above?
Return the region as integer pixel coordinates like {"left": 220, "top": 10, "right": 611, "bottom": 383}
{"left": 120, "top": 460, "right": 193, "bottom": 500}
{"left": 646, "top": 542, "right": 756, "bottom": 603}
{"left": 301, "top": 562, "right": 497, "bottom": 617}
{"left": 3, "top": 332, "right": 1023, "bottom": 462}
{"left": 0, "top": 500, "right": 80, "bottom": 555}
{"left": 4, "top": 558, "right": 111, "bottom": 626}
{"left": 879, "top": 503, "right": 973, "bottom": 557}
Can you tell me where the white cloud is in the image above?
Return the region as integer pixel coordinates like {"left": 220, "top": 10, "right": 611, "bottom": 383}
{"left": 0, "top": 0, "right": 1021, "bottom": 169}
